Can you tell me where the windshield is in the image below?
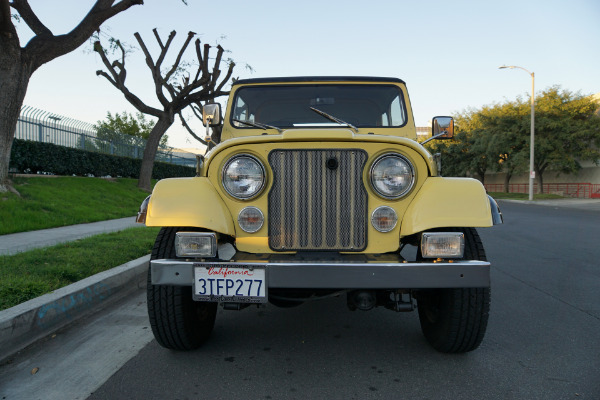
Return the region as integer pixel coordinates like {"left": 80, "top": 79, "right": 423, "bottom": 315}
{"left": 231, "top": 84, "right": 407, "bottom": 129}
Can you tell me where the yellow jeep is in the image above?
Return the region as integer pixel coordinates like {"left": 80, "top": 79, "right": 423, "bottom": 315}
{"left": 138, "top": 77, "right": 502, "bottom": 353}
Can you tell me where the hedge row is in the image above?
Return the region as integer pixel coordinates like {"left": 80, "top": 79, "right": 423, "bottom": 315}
{"left": 9, "top": 139, "right": 195, "bottom": 179}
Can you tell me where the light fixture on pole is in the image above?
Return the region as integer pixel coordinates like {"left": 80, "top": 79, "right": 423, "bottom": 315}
{"left": 499, "top": 65, "right": 535, "bottom": 201}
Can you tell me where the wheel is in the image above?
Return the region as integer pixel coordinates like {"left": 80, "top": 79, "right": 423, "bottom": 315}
{"left": 416, "top": 227, "right": 491, "bottom": 353}
{"left": 147, "top": 227, "right": 217, "bottom": 350}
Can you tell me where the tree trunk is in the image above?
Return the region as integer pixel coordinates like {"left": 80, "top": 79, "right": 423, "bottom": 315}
{"left": 535, "top": 165, "right": 545, "bottom": 194}
{"left": 536, "top": 171, "right": 544, "bottom": 194}
{"left": 476, "top": 168, "right": 485, "bottom": 185}
{"left": 138, "top": 117, "right": 173, "bottom": 191}
{"left": 503, "top": 171, "right": 512, "bottom": 193}
{"left": 0, "top": 46, "right": 31, "bottom": 192}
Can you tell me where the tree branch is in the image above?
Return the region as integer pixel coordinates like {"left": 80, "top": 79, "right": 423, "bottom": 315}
{"left": 163, "top": 30, "right": 195, "bottom": 83}
{"left": 210, "top": 45, "right": 224, "bottom": 89}
{"left": 95, "top": 69, "right": 118, "bottom": 87}
{"left": 112, "top": 39, "right": 127, "bottom": 84}
{"left": 189, "top": 102, "right": 203, "bottom": 120}
{"left": 178, "top": 111, "right": 208, "bottom": 146}
{"left": 94, "top": 40, "right": 120, "bottom": 83}
{"left": 1, "top": 0, "right": 18, "bottom": 40}
{"left": 153, "top": 28, "right": 175, "bottom": 69}
{"left": 94, "top": 39, "right": 162, "bottom": 118}
{"left": 10, "top": 0, "right": 51, "bottom": 36}
{"left": 152, "top": 27, "right": 164, "bottom": 50}
{"left": 25, "top": 0, "right": 143, "bottom": 71}
{"left": 134, "top": 31, "right": 170, "bottom": 107}
{"left": 201, "top": 43, "right": 210, "bottom": 81}
{"left": 215, "top": 60, "right": 235, "bottom": 93}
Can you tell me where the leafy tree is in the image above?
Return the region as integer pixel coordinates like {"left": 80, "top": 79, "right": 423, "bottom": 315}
{"left": 530, "top": 87, "right": 600, "bottom": 192}
{"left": 473, "top": 102, "right": 529, "bottom": 191}
{"left": 428, "top": 87, "right": 600, "bottom": 193}
{"left": 426, "top": 110, "right": 497, "bottom": 183}
{"left": 425, "top": 132, "right": 468, "bottom": 178}
{"left": 94, "top": 29, "right": 234, "bottom": 191}
{"left": 0, "top": 0, "right": 143, "bottom": 193}
{"left": 95, "top": 111, "right": 170, "bottom": 159}
{"left": 95, "top": 111, "right": 168, "bottom": 148}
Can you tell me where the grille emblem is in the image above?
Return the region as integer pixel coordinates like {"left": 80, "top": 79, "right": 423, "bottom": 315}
{"left": 326, "top": 157, "right": 339, "bottom": 170}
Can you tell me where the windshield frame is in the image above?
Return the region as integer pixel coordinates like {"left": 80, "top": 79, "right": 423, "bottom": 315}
{"left": 229, "top": 83, "right": 409, "bottom": 130}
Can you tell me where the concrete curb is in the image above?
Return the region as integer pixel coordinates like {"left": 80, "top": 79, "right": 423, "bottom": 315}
{"left": 0, "top": 255, "right": 150, "bottom": 363}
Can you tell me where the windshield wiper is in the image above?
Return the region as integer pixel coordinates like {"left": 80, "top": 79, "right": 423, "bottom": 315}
{"left": 309, "top": 107, "right": 358, "bottom": 133}
{"left": 233, "top": 119, "right": 282, "bottom": 133}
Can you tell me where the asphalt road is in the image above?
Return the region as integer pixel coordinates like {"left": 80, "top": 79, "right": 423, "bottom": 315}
{"left": 2, "top": 201, "right": 599, "bottom": 399}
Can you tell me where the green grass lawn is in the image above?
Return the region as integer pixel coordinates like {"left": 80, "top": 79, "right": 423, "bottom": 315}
{"left": 0, "top": 226, "right": 160, "bottom": 311}
{"left": 0, "top": 176, "right": 153, "bottom": 235}
{"left": 488, "top": 192, "right": 565, "bottom": 200}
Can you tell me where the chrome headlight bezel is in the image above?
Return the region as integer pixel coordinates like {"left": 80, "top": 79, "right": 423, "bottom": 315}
{"left": 369, "top": 153, "right": 416, "bottom": 199}
{"left": 222, "top": 154, "right": 266, "bottom": 200}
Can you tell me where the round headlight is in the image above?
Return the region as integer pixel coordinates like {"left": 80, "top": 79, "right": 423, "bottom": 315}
{"left": 222, "top": 155, "right": 265, "bottom": 199}
{"left": 370, "top": 154, "right": 415, "bottom": 199}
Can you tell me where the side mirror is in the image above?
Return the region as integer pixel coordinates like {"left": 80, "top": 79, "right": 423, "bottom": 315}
{"left": 203, "top": 103, "right": 221, "bottom": 127}
{"left": 432, "top": 116, "right": 454, "bottom": 139}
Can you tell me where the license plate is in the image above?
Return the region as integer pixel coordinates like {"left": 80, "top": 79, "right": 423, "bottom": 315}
{"left": 193, "top": 264, "right": 267, "bottom": 303}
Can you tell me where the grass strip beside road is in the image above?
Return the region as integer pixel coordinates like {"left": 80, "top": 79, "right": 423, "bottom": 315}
{"left": 0, "top": 176, "right": 153, "bottom": 235}
{"left": 0, "top": 227, "right": 160, "bottom": 311}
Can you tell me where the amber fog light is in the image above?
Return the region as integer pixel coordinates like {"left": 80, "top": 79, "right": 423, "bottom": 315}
{"left": 371, "top": 206, "right": 398, "bottom": 232}
{"left": 420, "top": 232, "right": 464, "bottom": 258}
{"left": 238, "top": 207, "right": 264, "bottom": 233}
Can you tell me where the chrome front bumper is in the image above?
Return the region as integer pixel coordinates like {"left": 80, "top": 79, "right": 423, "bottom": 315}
{"left": 150, "top": 254, "right": 490, "bottom": 289}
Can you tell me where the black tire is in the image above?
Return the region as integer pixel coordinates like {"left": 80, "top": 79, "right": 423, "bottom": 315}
{"left": 147, "top": 227, "right": 217, "bottom": 350}
{"left": 417, "top": 227, "right": 491, "bottom": 353}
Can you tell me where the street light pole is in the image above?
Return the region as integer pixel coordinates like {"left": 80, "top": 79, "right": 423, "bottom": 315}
{"left": 499, "top": 65, "right": 535, "bottom": 201}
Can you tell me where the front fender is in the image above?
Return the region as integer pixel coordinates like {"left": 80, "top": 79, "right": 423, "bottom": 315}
{"left": 400, "top": 177, "right": 493, "bottom": 236}
{"left": 145, "top": 177, "right": 235, "bottom": 235}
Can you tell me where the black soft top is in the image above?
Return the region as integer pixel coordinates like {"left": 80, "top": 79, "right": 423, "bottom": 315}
{"left": 232, "top": 76, "right": 406, "bottom": 86}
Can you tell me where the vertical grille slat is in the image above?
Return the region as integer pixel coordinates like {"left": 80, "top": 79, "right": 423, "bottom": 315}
{"left": 268, "top": 149, "right": 367, "bottom": 251}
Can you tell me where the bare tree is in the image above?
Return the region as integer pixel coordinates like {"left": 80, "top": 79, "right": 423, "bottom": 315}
{"left": 94, "top": 28, "right": 234, "bottom": 191}
{"left": 0, "top": 0, "right": 143, "bottom": 193}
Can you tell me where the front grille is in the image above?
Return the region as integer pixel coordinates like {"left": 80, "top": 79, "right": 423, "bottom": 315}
{"left": 268, "top": 149, "right": 368, "bottom": 251}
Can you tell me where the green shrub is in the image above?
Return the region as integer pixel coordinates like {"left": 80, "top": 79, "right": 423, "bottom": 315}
{"left": 9, "top": 139, "right": 195, "bottom": 179}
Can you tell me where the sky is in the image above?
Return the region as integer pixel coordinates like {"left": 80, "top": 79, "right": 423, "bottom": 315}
{"left": 14, "top": 0, "right": 600, "bottom": 151}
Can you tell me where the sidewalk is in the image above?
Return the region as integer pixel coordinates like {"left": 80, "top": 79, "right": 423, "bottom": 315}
{"left": 0, "top": 216, "right": 140, "bottom": 255}
{"left": 498, "top": 198, "right": 600, "bottom": 212}
{"left": 0, "top": 216, "right": 149, "bottom": 362}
